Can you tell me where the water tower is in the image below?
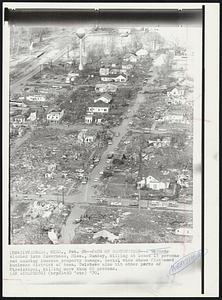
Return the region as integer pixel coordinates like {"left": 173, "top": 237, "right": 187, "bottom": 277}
{"left": 76, "top": 28, "right": 86, "bottom": 71}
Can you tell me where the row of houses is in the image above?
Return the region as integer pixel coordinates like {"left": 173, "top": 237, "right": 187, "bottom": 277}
{"left": 84, "top": 48, "right": 150, "bottom": 125}
{"left": 11, "top": 108, "right": 65, "bottom": 127}
{"left": 100, "top": 73, "right": 128, "bottom": 83}
{"left": 99, "top": 48, "right": 149, "bottom": 82}
{"left": 85, "top": 93, "right": 113, "bottom": 124}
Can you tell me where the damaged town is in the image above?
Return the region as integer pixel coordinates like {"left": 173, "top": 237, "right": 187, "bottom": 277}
{"left": 10, "top": 26, "right": 194, "bottom": 245}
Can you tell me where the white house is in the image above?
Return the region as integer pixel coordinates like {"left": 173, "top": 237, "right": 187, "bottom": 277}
{"left": 88, "top": 101, "right": 110, "bottom": 113}
{"left": 137, "top": 175, "right": 170, "bottom": 190}
{"left": 94, "top": 93, "right": 112, "bottom": 104}
{"left": 95, "top": 84, "right": 107, "bottom": 93}
{"left": 167, "top": 95, "right": 186, "bottom": 105}
{"left": 12, "top": 115, "right": 26, "bottom": 126}
{"left": 99, "top": 67, "right": 110, "bottom": 76}
{"left": 122, "top": 63, "right": 133, "bottom": 70}
{"left": 136, "top": 48, "right": 148, "bottom": 57}
{"left": 27, "top": 112, "right": 37, "bottom": 122}
{"left": 85, "top": 113, "right": 93, "bottom": 124}
{"left": 66, "top": 72, "right": 79, "bottom": 83}
{"left": 114, "top": 74, "right": 127, "bottom": 83}
{"left": 123, "top": 53, "right": 138, "bottom": 63}
{"left": 47, "top": 109, "right": 64, "bottom": 123}
{"left": 109, "top": 68, "right": 120, "bottom": 75}
{"left": 101, "top": 75, "right": 114, "bottom": 82}
{"left": 77, "top": 129, "right": 96, "bottom": 144}
{"left": 167, "top": 87, "right": 185, "bottom": 98}
{"left": 120, "top": 69, "right": 128, "bottom": 75}
{"left": 26, "top": 95, "right": 46, "bottom": 102}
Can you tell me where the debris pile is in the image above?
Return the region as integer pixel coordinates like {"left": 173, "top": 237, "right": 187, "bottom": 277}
{"left": 10, "top": 200, "right": 71, "bottom": 244}
{"left": 71, "top": 206, "right": 192, "bottom": 244}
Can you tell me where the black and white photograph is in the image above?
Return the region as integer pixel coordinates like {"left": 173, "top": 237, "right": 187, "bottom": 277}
{"left": 3, "top": 3, "right": 220, "bottom": 298}
{"left": 9, "top": 19, "right": 200, "bottom": 245}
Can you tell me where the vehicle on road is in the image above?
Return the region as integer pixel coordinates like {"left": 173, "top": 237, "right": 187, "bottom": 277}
{"left": 168, "top": 202, "right": 178, "bottom": 207}
{"left": 76, "top": 169, "right": 84, "bottom": 173}
{"left": 108, "top": 140, "right": 113, "bottom": 145}
{"left": 89, "top": 164, "right": 94, "bottom": 170}
{"left": 99, "top": 171, "right": 104, "bottom": 175}
{"left": 161, "top": 197, "right": 170, "bottom": 201}
{"left": 94, "top": 178, "right": 99, "bottom": 182}
{"left": 110, "top": 201, "right": 122, "bottom": 206}
{"left": 107, "top": 152, "right": 114, "bottom": 159}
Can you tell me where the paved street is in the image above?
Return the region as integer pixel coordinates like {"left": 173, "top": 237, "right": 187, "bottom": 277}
{"left": 67, "top": 91, "right": 146, "bottom": 204}
{"left": 59, "top": 90, "right": 146, "bottom": 242}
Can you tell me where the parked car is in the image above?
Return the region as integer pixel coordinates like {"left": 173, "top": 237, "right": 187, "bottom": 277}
{"left": 76, "top": 169, "right": 84, "bottom": 173}
{"left": 107, "top": 153, "right": 114, "bottom": 159}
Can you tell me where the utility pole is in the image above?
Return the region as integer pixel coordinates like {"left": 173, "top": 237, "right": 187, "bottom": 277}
{"left": 67, "top": 46, "right": 70, "bottom": 59}
{"left": 125, "top": 180, "right": 127, "bottom": 199}
{"left": 62, "top": 188, "right": 65, "bottom": 204}
{"left": 138, "top": 188, "right": 141, "bottom": 211}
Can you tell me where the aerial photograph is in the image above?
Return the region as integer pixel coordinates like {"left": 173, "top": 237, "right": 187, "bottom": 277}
{"left": 9, "top": 25, "right": 195, "bottom": 244}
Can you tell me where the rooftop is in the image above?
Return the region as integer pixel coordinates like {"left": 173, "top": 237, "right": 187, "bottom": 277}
{"left": 89, "top": 100, "right": 110, "bottom": 107}
{"left": 98, "top": 93, "right": 112, "bottom": 101}
{"left": 139, "top": 168, "right": 171, "bottom": 182}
